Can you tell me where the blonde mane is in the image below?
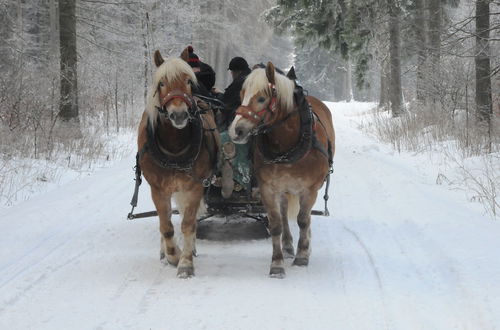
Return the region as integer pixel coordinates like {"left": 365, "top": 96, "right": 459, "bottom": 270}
{"left": 242, "top": 68, "right": 295, "bottom": 113}
{"left": 145, "top": 57, "right": 197, "bottom": 127}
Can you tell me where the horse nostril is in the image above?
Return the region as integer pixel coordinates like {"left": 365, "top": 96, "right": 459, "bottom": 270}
{"left": 236, "top": 127, "right": 244, "bottom": 137}
{"left": 169, "top": 113, "right": 175, "bottom": 120}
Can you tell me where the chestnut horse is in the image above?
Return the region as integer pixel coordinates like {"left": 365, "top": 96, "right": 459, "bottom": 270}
{"left": 137, "top": 51, "right": 218, "bottom": 278}
{"left": 228, "top": 62, "right": 335, "bottom": 278}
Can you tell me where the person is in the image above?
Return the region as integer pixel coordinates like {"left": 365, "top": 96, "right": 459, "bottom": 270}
{"left": 215, "top": 56, "right": 252, "bottom": 129}
{"left": 180, "top": 46, "right": 216, "bottom": 97}
{"left": 210, "top": 56, "right": 252, "bottom": 198}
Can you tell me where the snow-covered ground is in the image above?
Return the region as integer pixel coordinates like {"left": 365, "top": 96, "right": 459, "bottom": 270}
{"left": 0, "top": 102, "right": 499, "bottom": 329}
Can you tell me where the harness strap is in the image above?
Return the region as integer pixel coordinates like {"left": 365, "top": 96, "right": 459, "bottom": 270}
{"left": 160, "top": 90, "right": 193, "bottom": 108}
{"left": 127, "top": 151, "right": 143, "bottom": 220}
{"left": 236, "top": 97, "right": 276, "bottom": 124}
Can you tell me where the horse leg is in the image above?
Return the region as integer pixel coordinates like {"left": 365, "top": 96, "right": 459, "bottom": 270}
{"left": 293, "top": 190, "right": 318, "bottom": 266}
{"left": 261, "top": 188, "right": 285, "bottom": 278}
{"left": 177, "top": 188, "right": 203, "bottom": 278}
{"left": 151, "top": 187, "right": 180, "bottom": 266}
{"left": 280, "top": 195, "right": 294, "bottom": 259}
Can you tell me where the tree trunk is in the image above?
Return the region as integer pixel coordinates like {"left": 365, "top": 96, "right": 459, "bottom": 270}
{"left": 346, "top": 56, "right": 354, "bottom": 102}
{"left": 475, "top": 0, "right": 492, "bottom": 125}
{"left": 388, "top": 0, "right": 402, "bottom": 117}
{"left": 49, "top": 0, "right": 58, "bottom": 54}
{"left": 58, "top": 0, "right": 79, "bottom": 122}
{"left": 115, "top": 69, "right": 119, "bottom": 133}
{"left": 142, "top": 15, "right": 149, "bottom": 106}
{"left": 427, "top": 0, "right": 441, "bottom": 105}
{"left": 414, "top": 0, "right": 427, "bottom": 103}
{"left": 379, "top": 59, "right": 390, "bottom": 109}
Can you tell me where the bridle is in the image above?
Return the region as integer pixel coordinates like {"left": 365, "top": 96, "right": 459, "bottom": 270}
{"left": 235, "top": 86, "right": 299, "bottom": 136}
{"left": 236, "top": 97, "right": 276, "bottom": 124}
{"left": 155, "top": 89, "right": 198, "bottom": 118}
{"left": 235, "top": 85, "right": 278, "bottom": 135}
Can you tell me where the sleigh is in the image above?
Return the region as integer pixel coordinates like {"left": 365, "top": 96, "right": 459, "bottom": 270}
{"left": 127, "top": 91, "right": 330, "bottom": 226}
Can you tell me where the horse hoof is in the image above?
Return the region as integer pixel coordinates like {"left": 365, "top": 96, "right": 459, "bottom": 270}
{"left": 177, "top": 266, "right": 194, "bottom": 279}
{"left": 269, "top": 267, "right": 286, "bottom": 279}
{"left": 283, "top": 247, "right": 295, "bottom": 259}
{"left": 160, "top": 251, "right": 166, "bottom": 260}
{"left": 293, "top": 257, "right": 309, "bottom": 266}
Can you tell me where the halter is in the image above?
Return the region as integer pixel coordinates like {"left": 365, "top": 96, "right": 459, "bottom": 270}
{"left": 155, "top": 89, "right": 197, "bottom": 117}
{"left": 235, "top": 97, "right": 276, "bottom": 124}
{"left": 235, "top": 83, "right": 277, "bottom": 127}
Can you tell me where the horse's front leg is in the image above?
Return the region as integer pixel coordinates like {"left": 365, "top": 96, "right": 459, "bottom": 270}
{"left": 261, "top": 187, "right": 285, "bottom": 278}
{"left": 177, "top": 186, "right": 204, "bottom": 278}
{"left": 280, "top": 195, "right": 295, "bottom": 258}
{"left": 294, "top": 190, "right": 318, "bottom": 266}
{"left": 151, "top": 187, "right": 180, "bottom": 266}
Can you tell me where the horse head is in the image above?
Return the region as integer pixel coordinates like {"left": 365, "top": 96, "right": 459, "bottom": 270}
{"left": 147, "top": 50, "right": 197, "bottom": 129}
{"left": 229, "top": 62, "right": 295, "bottom": 144}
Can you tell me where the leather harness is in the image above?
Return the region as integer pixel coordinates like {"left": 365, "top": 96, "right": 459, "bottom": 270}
{"left": 243, "top": 86, "right": 332, "bottom": 165}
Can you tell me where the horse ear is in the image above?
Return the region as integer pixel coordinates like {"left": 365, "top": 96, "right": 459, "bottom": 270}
{"left": 265, "top": 61, "right": 276, "bottom": 85}
{"left": 287, "top": 66, "right": 297, "bottom": 80}
{"left": 180, "top": 47, "right": 189, "bottom": 62}
{"left": 154, "top": 50, "right": 164, "bottom": 67}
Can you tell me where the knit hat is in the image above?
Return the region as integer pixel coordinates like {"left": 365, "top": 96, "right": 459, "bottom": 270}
{"left": 228, "top": 57, "right": 249, "bottom": 71}
{"left": 183, "top": 46, "right": 200, "bottom": 68}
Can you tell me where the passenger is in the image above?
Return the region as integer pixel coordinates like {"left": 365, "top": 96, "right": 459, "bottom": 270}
{"left": 180, "top": 46, "right": 216, "bottom": 97}
{"left": 211, "top": 56, "right": 252, "bottom": 198}
{"left": 214, "top": 56, "right": 252, "bottom": 129}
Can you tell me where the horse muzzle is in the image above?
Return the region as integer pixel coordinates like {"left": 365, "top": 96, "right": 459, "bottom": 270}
{"left": 168, "top": 110, "right": 190, "bottom": 129}
{"left": 229, "top": 116, "right": 251, "bottom": 144}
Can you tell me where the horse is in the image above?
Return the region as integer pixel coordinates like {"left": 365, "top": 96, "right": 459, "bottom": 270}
{"left": 137, "top": 51, "right": 219, "bottom": 278}
{"left": 228, "top": 62, "right": 335, "bottom": 278}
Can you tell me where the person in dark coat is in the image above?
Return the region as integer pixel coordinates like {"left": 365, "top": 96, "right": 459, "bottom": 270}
{"left": 181, "top": 46, "right": 216, "bottom": 97}
{"left": 216, "top": 56, "right": 251, "bottom": 129}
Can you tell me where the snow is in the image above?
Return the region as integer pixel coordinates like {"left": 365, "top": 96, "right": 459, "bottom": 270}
{"left": 1, "top": 102, "right": 499, "bottom": 329}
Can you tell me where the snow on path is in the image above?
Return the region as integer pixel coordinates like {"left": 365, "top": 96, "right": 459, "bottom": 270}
{"left": 0, "top": 102, "right": 499, "bottom": 330}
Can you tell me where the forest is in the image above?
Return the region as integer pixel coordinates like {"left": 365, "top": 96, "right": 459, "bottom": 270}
{"left": 0, "top": 0, "right": 498, "bottom": 212}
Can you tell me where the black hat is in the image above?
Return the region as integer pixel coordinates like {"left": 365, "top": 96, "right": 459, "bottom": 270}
{"left": 185, "top": 46, "right": 200, "bottom": 68}
{"left": 228, "top": 57, "right": 249, "bottom": 71}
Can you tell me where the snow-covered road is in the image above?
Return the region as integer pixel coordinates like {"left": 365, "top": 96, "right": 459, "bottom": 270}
{"left": 1, "top": 102, "right": 499, "bottom": 329}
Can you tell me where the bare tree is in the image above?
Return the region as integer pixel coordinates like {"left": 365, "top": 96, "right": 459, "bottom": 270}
{"left": 475, "top": 0, "right": 493, "bottom": 125}
{"left": 427, "top": 0, "right": 442, "bottom": 105}
{"left": 388, "top": 0, "right": 402, "bottom": 116}
{"left": 59, "top": 0, "right": 79, "bottom": 123}
{"left": 415, "top": 0, "right": 427, "bottom": 103}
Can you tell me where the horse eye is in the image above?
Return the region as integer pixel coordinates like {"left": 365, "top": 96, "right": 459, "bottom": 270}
{"left": 257, "top": 97, "right": 266, "bottom": 103}
{"left": 159, "top": 81, "right": 165, "bottom": 87}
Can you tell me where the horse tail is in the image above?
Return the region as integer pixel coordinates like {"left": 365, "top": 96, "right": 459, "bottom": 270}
{"left": 286, "top": 193, "right": 300, "bottom": 221}
{"left": 173, "top": 192, "right": 207, "bottom": 218}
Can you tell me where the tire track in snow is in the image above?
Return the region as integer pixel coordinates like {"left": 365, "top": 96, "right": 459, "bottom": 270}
{"left": 392, "top": 224, "right": 493, "bottom": 329}
{"left": 342, "top": 224, "right": 393, "bottom": 330}
{"left": 0, "top": 247, "right": 90, "bottom": 315}
{"left": 0, "top": 220, "right": 90, "bottom": 291}
{"left": 137, "top": 266, "right": 168, "bottom": 315}
{"left": 342, "top": 225, "right": 384, "bottom": 291}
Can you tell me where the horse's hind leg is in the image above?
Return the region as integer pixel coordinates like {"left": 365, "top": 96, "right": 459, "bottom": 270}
{"left": 177, "top": 188, "right": 203, "bottom": 278}
{"left": 280, "top": 195, "right": 294, "bottom": 258}
{"left": 151, "top": 188, "right": 180, "bottom": 266}
{"left": 261, "top": 188, "right": 285, "bottom": 278}
{"left": 294, "top": 190, "right": 318, "bottom": 266}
